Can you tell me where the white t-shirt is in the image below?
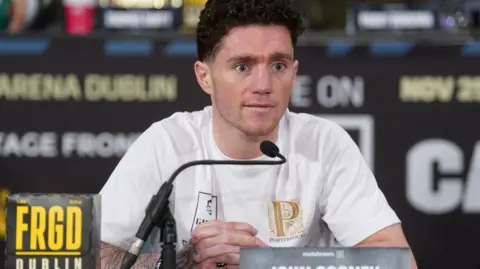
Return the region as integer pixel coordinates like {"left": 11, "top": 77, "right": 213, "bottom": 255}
{"left": 99, "top": 106, "right": 400, "bottom": 255}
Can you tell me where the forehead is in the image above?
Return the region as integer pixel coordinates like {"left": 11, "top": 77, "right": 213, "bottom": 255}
{"left": 215, "top": 25, "right": 293, "bottom": 60}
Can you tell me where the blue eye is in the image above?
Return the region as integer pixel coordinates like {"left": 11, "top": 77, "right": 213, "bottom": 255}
{"left": 234, "top": 64, "right": 249, "bottom": 73}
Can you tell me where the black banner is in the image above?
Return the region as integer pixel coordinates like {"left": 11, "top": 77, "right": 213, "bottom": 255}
{"left": 0, "top": 36, "right": 479, "bottom": 269}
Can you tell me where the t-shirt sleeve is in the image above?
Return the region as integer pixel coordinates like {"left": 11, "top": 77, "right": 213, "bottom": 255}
{"left": 99, "top": 124, "right": 165, "bottom": 250}
{"left": 319, "top": 121, "right": 400, "bottom": 246}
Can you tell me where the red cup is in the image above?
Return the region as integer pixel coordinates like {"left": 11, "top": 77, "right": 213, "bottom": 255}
{"left": 64, "top": 4, "right": 95, "bottom": 34}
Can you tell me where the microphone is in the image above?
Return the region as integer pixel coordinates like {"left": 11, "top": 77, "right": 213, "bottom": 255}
{"left": 260, "top": 140, "right": 281, "bottom": 158}
{"left": 120, "top": 140, "right": 286, "bottom": 269}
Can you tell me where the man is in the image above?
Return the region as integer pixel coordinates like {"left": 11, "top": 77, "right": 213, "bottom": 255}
{"left": 99, "top": 0, "right": 418, "bottom": 269}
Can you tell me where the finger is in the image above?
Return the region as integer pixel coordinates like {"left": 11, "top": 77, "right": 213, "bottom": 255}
{"left": 194, "top": 244, "right": 240, "bottom": 263}
{"left": 202, "top": 253, "right": 240, "bottom": 266}
{"left": 195, "top": 230, "right": 253, "bottom": 249}
{"left": 193, "top": 221, "right": 258, "bottom": 234}
{"left": 196, "top": 261, "right": 218, "bottom": 269}
{"left": 198, "top": 232, "right": 260, "bottom": 250}
{"left": 255, "top": 237, "right": 268, "bottom": 247}
{"left": 191, "top": 225, "right": 225, "bottom": 244}
{"left": 192, "top": 221, "right": 257, "bottom": 239}
{"left": 225, "top": 222, "right": 258, "bottom": 235}
{"left": 194, "top": 219, "right": 224, "bottom": 230}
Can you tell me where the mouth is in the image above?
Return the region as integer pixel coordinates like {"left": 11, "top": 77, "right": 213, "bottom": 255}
{"left": 243, "top": 103, "right": 274, "bottom": 108}
{"left": 243, "top": 103, "right": 274, "bottom": 112}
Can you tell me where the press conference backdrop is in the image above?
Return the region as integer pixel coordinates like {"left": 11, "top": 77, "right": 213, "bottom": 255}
{"left": 0, "top": 36, "right": 479, "bottom": 269}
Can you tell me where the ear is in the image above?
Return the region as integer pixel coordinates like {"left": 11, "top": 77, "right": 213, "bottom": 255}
{"left": 292, "top": 59, "right": 299, "bottom": 83}
{"left": 194, "top": 61, "right": 213, "bottom": 95}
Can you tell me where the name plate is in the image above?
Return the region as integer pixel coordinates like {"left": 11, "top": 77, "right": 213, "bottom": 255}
{"left": 239, "top": 247, "right": 410, "bottom": 269}
{"left": 347, "top": 3, "right": 437, "bottom": 32}
{"left": 5, "top": 193, "right": 101, "bottom": 269}
{"left": 101, "top": 8, "right": 182, "bottom": 30}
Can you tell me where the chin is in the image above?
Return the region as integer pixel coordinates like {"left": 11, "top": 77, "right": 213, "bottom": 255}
{"left": 241, "top": 124, "right": 277, "bottom": 137}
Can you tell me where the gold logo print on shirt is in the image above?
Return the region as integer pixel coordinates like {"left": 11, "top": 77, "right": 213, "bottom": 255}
{"left": 267, "top": 200, "right": 305, "bottom": 242}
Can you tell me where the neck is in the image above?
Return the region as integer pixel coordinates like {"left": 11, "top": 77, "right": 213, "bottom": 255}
{"left": 212, "top": 109, "right": 279, "bottom": 160}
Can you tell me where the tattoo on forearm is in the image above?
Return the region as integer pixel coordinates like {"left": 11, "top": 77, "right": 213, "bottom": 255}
{"left": 134, "top": 254, "right": 161, "bottom": 269}
{"left": 177, "top": 243, "right": 195, "bottom": 269}
{"left": 101, "top": 242, "right": 125, "bottom": 269}
{"left": 100, "top": 242, "right": 196, "bottom": 269}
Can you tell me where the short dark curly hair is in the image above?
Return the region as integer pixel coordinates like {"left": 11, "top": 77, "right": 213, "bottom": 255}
{"left": 196, "top": 0, "right": 305, "bottom": 62}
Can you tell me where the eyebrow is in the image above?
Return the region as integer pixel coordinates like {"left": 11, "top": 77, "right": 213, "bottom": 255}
{"left": 227, "top": 52, "right": 293, "bottom": 64}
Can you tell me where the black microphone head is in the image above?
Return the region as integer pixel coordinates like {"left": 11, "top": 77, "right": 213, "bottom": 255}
{"left": 260, "top": 140, "right": 279, "bottom": 158}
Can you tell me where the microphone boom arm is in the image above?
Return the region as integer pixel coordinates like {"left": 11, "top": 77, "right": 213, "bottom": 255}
{"left": 121, "top": 143, "right": 286, "bottom": 269}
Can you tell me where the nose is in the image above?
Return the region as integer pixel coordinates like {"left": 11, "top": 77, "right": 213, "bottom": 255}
{"left": 252, "top": 65, "right": 273, "bottom": 94}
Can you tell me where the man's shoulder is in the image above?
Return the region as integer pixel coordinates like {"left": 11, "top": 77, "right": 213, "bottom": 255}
{"left": 284, "top": 111, "right": 354, "bottom": 160}
{"left": 140, "top": 107, "right": 211, "bottom": 155}
{"left": 149, "top": 106, "right": 211, "bottom": 133}
{"left": 285, "top": 110, "right": 346, "bottom": 137}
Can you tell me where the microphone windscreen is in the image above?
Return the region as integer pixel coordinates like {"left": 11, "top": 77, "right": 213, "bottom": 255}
{"left": 260, "top": 140, "right": 279, "bottom": 158}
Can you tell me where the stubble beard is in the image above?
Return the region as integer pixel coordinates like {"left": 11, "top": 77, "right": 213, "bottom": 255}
{"left": 211, "top": 90, "right": 285, "bottom": 140}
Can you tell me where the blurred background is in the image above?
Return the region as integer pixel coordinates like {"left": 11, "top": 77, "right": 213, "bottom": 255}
{"left": 0, "top": 0, "right": 479, "bottom": 269}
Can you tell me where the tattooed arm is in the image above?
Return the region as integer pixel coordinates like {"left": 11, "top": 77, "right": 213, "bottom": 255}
{"left": 101, "top": 242, "right": 161, "bottom": 269}
{"left": 101, "top": 241, "right": 196, "bottom": 269}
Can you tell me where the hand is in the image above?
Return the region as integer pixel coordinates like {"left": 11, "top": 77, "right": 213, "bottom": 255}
{"left": 190, "top": 220, "right": 267, "bottom": 267}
